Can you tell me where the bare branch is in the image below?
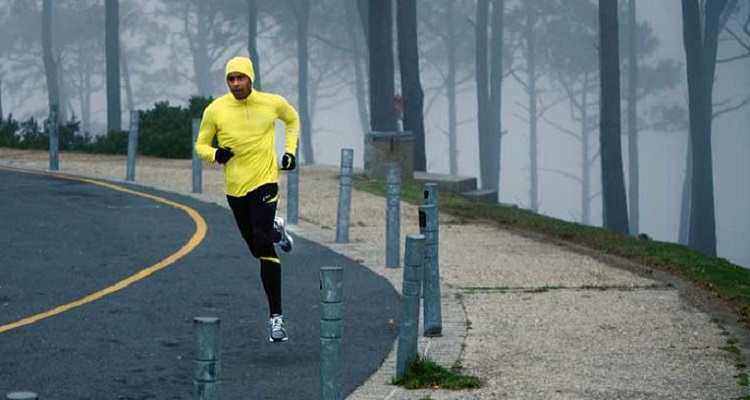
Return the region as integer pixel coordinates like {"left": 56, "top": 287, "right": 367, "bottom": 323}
{"left": 542, "top": 116, "right": 580, "bottom": 141}
{"left": 539, "top": 167, "right": 581, "bottom": 184}
{"left": 713, "top": 96, "right": 750, "bottom": 119}
{"left": 510, "top": 69, "right": 529, "bottom": 90}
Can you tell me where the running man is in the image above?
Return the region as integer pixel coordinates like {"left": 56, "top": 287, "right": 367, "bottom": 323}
{"left": 195, "top": 56, "right": 299, "bottom": 342}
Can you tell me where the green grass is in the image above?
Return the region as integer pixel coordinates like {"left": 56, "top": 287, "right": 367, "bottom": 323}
{"left": 391, "top": 356, "right": 481, "bottom": 390}
{"left": 354, "top": 174, "right": 750, "bottom": 325}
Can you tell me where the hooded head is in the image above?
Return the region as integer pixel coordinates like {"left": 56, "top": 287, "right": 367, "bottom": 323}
{"left": 225, "top": 57, "right": 255, "bottom": 99}
{"left": 225, "top": 56, "right": 255, "bottom": 82}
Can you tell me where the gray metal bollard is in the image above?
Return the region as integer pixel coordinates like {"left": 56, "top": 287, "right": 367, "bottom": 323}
{"left": 320, "top": 267, "right": 343, "bottom": 400}
{"left": 6, "top": 393, "right": 38, "bottom": 400}
{"left": 48, "top": 104, "right": 58, "bottom": 171}
{"left": 423, "top": 183, "right": 439, "bottom": 210}
{"left": 193, "top": 317, "right": 220, "bottom": 400}
{"left": 419, "top": 204, "right": 442, "bottom": 337}
{"left": 191, "top": 118, "right": 202, "bottom": 193}
{"left": 396, "top": 234, "right": 425, "bottom": 378}
{"left": 287, "top": 149, "right": 299, "bottom": 224}
{"left": 336, "top": 148, "right": 354, "bottom": 243}
{"left": 385, "top": 163, "right": 401, "bottom": 268}
{"left": 126, "top": 110, "right": 140, "bottom": 182}
{"left": 421, "top": 183, "right": 439, "bottom": 297}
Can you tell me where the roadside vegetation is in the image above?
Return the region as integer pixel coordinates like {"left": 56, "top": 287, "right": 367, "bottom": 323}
{"left": 392, "top": 356, "right": 481, "bottom": 390}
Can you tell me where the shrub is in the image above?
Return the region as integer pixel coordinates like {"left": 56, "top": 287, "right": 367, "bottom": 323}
{"left": 0, "top": 115, "right": 20, "bottom": 147}
{"left": 137, "top": 96, "right": 212, "bottom": 159}
{"left": 91, "top": 130, "right": 128, "bottom": 154}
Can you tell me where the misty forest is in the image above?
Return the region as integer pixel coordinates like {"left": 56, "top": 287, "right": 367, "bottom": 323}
{"left": 0, "top": 0, "right": 749, "bottom": 269}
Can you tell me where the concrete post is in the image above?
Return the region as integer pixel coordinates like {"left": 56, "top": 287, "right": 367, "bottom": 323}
{"left": 419, "top": 204, "right": 442, "bottom": 337}
{"left": 193, "top": 317, "right": 220, "bottom": 400}
{"left": 191, "top": 118, "right": 202, "bottom": 194}
{"left": 6, "top": 393, "right": 38, "bottom": 400}
{"left": 287, "top": 149, "right": 299, "bottom": 224}
{"left": 385, "top": 163, "right": 401, "bottom": 268}
{"left": 48, "top": 104, "right": 58, "bottom": 171}
{"left": 396, "top": 234, "right": 425, "bottom": 378}
{"left": 125, "top": 110, "right": 139, "bottom": 182}
{"left": 320, "top": 267, "right": 343, "bottom": 400}
{"left": 336, "top": 148, "right": 354, "bottom": 243}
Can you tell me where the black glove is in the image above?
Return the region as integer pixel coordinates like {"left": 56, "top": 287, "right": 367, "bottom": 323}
{"left": 215, "top": 147, "right": 234, "bottom": 164}
{"left": 281, "top": 152, "right": 296, "bottom": 171}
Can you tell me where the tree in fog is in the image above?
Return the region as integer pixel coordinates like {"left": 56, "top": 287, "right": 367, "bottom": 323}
{"left": 475, "top": 0, "right": 505, "bottom": 192}
{"left": 368, "top": 0, "right": 397, "bottom": 132}
{"left": 598, "top": 0, "right": 629, "bottom": 234}
{"left": 105, "top": 0, "right": 121, "bottom": 133}
{"left": 397, "top": 0, "right": 426, "bottom": 171}
{"left": 506, "top": 1, "right": 563, "bottom": 213}
{"left": 0, "top": 1, "right": 40, "bottom": 117}
{"left": 158, "top": 1, "right": 245, "bottom": 97}
{"left": 681, "top": 0, "right": 736, "bottom": 255}
{"left": 65, "top": 1, "right": 105, "bottom": 132}
{"left": 678, "top": 0, "right": 745, "bottom": 246}
{"left": 625, "top": 0, "right": 639, "bottom": 234}
{"left": 345, "top": 0, "right": 369, "bottom": 134}
{"left": 120, "top": 3, "right": 172, "bottom": 115}
{"left": 419, "top": 0, "right": 475, "bottom": 175}
{"left": 545, "top": 0, "right": 679, "bottom": 225}
{"left": 262, "top": 0, "right": 365, "bottom": 163}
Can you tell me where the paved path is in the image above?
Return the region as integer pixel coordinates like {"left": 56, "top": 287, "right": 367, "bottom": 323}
{"left": 0, "top": 168, "right": 399, "bottom": 399}
{"left": 1, "top": 150, "right": 749, "bottom": 400}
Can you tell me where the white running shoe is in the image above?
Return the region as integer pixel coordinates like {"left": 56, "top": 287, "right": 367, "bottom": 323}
{"left": 269, "top": 315, "right": 288, "bottom": 342}
{"left": 274, "top": 216, "right": 293, "bottom": 252}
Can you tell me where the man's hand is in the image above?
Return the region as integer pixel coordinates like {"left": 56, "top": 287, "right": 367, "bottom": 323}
{"left": 215, "top": 147, "right": 234, "bottom": 164}
{"left": 280, "top": 152, "right": 296, "bottom": 171}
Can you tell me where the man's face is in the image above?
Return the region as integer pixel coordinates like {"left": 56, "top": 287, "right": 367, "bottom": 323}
{"left": 227, "top": 72, "right": 252, "bottom": 99}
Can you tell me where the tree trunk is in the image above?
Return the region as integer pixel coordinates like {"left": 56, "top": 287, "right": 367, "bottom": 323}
{"left": 678, "top": 136, "right": 692, "bottom": 245}
{"left": 598, "top": 0, "right": 629, "bottom": 234}
{"left": 368, "top": 0, "right": 397, "bottom": 132}
{"left": 485, "top": 0, "right": 504, "bottom": 192}
{"left": 681, "top": 0, "right": 726, "bottom": 255}
{"left": 627, "top": 0, "right": 639, "bottom": 234}
{"left": 188, "top": 2, "right": 213, "bottom": 97}
{"left": 397, "top": 0, "right": 426, "bottom": 171}
{"left": 0, "top": 80, "right": 3, "bottom": 120}
{"left": 446, "top": 0, "right": 458, "bottom": 175}
{"left": 82, "top": 61, "right": 92, "bottom": 133}
{"left": 247, "top": 0, "right": 262, "bottom": 90}
{"left": 122, "top": 50, "right": 134, "bottom": 113}
{"left": 525, "top": 2, "right": 539, "bottom": 212}
{"left": 42, "top": 0, "right": 60, "bottom": 111}
{"left": 357, "top": 0, "right": 369, "bottom": 42}
{"left": 105, "top": 0, "right": 122, "bottom": 133}
{"left": 295, "top": 1, "right": 313, "bottom": 163}
{"left": 581, "top": 74, "right": 591, "bottom": 225}
{"left": 475, "top": 0, "right": 490, "bottom": 188}
{"left": 346, "top": 1, "right": 369, "bottom": 134}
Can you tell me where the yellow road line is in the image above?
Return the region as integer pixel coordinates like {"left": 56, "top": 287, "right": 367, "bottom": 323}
{"left": 0, "top": 166, "right": 207, "bottom": 334}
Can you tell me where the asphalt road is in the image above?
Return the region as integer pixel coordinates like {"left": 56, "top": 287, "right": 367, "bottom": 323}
{"left": 0, "top": 168, "right": 400, "bottom": 400}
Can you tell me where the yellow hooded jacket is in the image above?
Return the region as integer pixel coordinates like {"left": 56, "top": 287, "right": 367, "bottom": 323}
{"left": 195, "top": 56, "right": 300, "bottom": 197}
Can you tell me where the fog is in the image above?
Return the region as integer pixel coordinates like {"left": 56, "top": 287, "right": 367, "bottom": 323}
{"left": 1, "top": 0, "right": 748, "bottom": 268}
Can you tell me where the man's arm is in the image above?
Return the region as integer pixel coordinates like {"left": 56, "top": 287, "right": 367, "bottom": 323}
{"left": 195, "top": 107, "right": 218, "bottom": 162}
{"left": 278, "top": 98, "right": 300, "bottom": 156}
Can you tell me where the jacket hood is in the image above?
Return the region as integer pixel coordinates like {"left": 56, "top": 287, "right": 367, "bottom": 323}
{"left": 225, "top": 56, "right": 255, "bottom": 83}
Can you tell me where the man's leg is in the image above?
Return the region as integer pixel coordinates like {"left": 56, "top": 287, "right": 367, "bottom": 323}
{"left": 227, "top": 188, "right": 287, "bottom": 341}
{"left": 248, "top": 184, "right": 288, "bottom": 342}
